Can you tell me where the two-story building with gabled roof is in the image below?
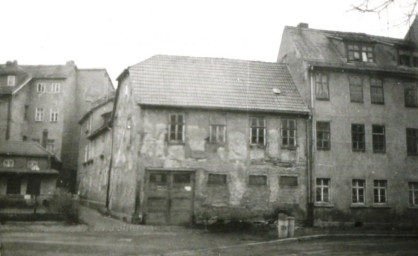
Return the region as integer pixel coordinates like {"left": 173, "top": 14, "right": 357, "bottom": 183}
{"left": 0, "top": 61, "right": 114, "bottom": 191}
{"left": 105, "top": 55, "right": 310, "bottom": 225}
{"left": 278, "top": 20, "right": 418, "bottom": 227}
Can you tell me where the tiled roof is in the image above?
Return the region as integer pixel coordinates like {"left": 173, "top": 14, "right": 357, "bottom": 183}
{"left": 0, "top": 141, "right": 53, "bottom": 157}
{"left": 282, "top": 26, "right": 418, "bottom": 74}
{"left": 0, "top": 168, "right": 59, "bottom": 175}
{"left": 129, "top": 55, "right": 309, "bottom": 114}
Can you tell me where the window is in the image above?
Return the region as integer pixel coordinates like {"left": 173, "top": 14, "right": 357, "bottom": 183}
{"left": 316, "top": 178, "right": 330, "bottom": 203}
{"left": 168, "top": 114, "right": 185, "bottom": 143}
{"left": 37, "top": 83, "right": 46, "bottom": 93}
{"left": 399, "top": 49, "right": 412, "bottom": 66}
{"left": 208, "top": 174, "right": 227, "bottom": 185}
{"left": 26, "top": 176, "right": 41, "bottom": 195}
{"left": 46, "top": 139, "right": 55, "bottom": 153}
{"left": 409, "top": 182, "right": 418, "bottom": 207}
{"left": 24, "top": 105, "right": 29, "bottom": 120}
{"left": 279, "top": 176, "right": 298, "bottom": 187}
{"left": 282, "top": 119, "right": 297, "bottom": 147}
{"left": 3, "top": 159, "right": 14, "bottom": 167}
{"left": 7, "top": 75, "right": 16, "bottom": 86}
{"left": 85, "top": 115, "right": 93, "bottom": 135}
{"left": 150, "top": 173, "right": 167, "bottom": 185}
{"left": 315, "top": 73, "right": 329, "bottom": 100}
{"left": 250, "top": 117, "right": 266, "bottom": 146}
{"left": 27, "top": 160, "right": 39, "bottom": 169}
{"left": 316, "top": 121, "right": 330, "bottom": 150}
{"left": 6, "top": 176, "right": 21, "bottom": 194}
{"left": 173, "top": 173, "right": 191, "bottom": 184}
{"left": 406, "top": 128, "right": 418, "bottom": 155}
{"left": 209, "top": 125, "right": 226, "bottom": 144}
{"left": 372, "top": 125, "right": 386, "bottom": 153}
{"left": 370, "top": 78, "right": 384, "bottom": 104}
{"left": 352, "top": 124, "right": 365, "bottom": 152}
{"left": 249, "top": 175, "right": 267, "bottom": 186}
{"left": 51, "top": 83, "right": 60, "bottom": 93}
{"left": 405, "top": 86, "right": 417, "bottom": 107}
{"left": 373, "top": 180, "right": 387, "bottom": 204}
{"left": 50, "top": 109, "right": 58, "bottom": 122}
{"left": 347, "top": 43, "right": 374, "bottom": 63}
{"left": 349, "top": 76, "right": 363, "bottom": 102}
{"left": 352, "top": 179, "right": 365, "bottom": 204}
{"left": 35, "top": 108, "right": 44, "bottom": 122}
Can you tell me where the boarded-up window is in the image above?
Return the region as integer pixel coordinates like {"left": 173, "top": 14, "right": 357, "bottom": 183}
{"left": 208, "top": 174, "right": 227, "bottom": 185}
{"left": 279, "top": 176, "right": 298, "bottom": 187}
{"left": 349, "top": 76, "right": 363, "bottom": 103}
{"left": 249, "top": 175, "right": 267, "bottom": 186}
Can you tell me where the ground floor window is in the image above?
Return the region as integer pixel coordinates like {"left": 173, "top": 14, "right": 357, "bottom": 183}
{"left": 409, "top": 182, "right": 418, "bottom": 207}
{"left": 6, "top": 176, "right": 21, "bottom": 194}
{"left": 373, "top": 180, "right": 387, "bottom": 204}
{"left": 316, "top": 178, "right": 330, "bottom": 203}
{"left": 352, "top": 179, "right": 365, "bottom": 204}
{"left": 26, "top": 176, "right": 41, "bottom": 195}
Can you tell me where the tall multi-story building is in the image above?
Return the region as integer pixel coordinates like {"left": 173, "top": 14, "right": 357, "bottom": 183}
{"left": 0, "top": 61, "right": 114, "bottom": 191}
{"left": 278, "top": 20, "right": 418, "bottom": 227}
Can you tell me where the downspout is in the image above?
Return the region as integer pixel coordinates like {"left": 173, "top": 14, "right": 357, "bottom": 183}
{"left": 105, "top": 123, "right": 114, "bottom": 209}
{"left": 6, "top": 96, "right": 12, "bottom": 140}
{"left": 307, "top": 66, "right": 315, "bottom": 226}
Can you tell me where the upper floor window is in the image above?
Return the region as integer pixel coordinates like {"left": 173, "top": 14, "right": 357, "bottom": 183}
{"left": 46, "top": 139, "right": 55, "bottom": 153}
{"left": 209, "top": 124, "right": 226, "bottom": 144}
{"left": 208, "top": 174, "right": 227, "bottom": 185}
{"left": 50, "top": 109, "right": 58, "bottom": 122}
{"left": 37, "top": 83, "right": 46, "bottom": 93}
{"left": 349, "top": 75, "right": 363, "bottom": 103}
{"left": 2, "top": 159, "right": 14, "bottom": 167}
{"left": 372, "top": 125, "right": 386, "bottom": 153}
{"left": 282, "top": 119, "right": 296, "bottom": 147}
{"left": 315, "top": 73, "right": 329, "bottom": 100}
{"left": 352, "top": 124, "right": 365, "bottom": 152}
{"left": 168, "top": 114, "right": 185, "bottom": 143}
{"left": 406, "top": 128, "right": 418, "bottom": 156}
{"left": 405, "top": 86, "right": 417, "bottom": 108}
{"left": 398, "top": 49, "right": 418, "bottom": 67}
{"left": 316, "top": 178, "right": 330, "bottom": 203}
{"left": 352, "top": 179, "right": 365, "bottom": 204}
{"left": 249, "top": 175, "right": 267, "bottom": 186}
{"left": 35, "top": 108, "right": 44, "bottom": 122}
{"left": 409, "top": 182, "right": 418, "bottom": 207}
{"left": 250, "top": 117, "right": 266, "bottom": 146}
{"left": 316, "top": 121, "right": 330, "bottom": 150}
{"left": 51, "top": 83, "right": 60, "bottom": 93}
{"left": 7, "top": 75, "right": 16, "bottom": 86}
{"left": 347, "top": 42, "right": 374, "bottom": 63}
{"left": 370, "top": 78, "right": 384, "bottom": 104}
{"left": 373, "top": 180, "right": 387, "bottom": 204}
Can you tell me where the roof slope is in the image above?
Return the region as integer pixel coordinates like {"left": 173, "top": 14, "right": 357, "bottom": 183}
{"left": 0, "top": 141, "right": 53, "bottom": 157}
{"left": 128, "top": 55, "right": 308, "bottom": 114}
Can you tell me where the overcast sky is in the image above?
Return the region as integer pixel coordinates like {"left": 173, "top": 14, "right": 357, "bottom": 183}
{"left": 1, "top": 0, "right": 416, "bottom": 86}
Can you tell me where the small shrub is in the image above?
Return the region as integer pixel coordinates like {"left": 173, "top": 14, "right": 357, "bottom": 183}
{"left": 48, "top": 189, "right": 79, "bottom": 223}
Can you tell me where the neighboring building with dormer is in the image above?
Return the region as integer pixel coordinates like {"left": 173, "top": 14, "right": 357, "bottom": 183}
{"left": 105, "top": 55, "right": 310, "bottom": 225}
{"left": 278, "top": 21, "right": 418, "bottom": 227}
{"left": 0, "top": 61, "right": 114, "bottom": 191}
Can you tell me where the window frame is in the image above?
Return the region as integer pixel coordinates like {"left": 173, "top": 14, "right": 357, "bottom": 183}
{"left": 409, "top": 182, "right": 418, "bottom": 207}
{"left": 282, "top": 119, "right": 297, "bottom": 148}
{"left": 7, "top": 75, "right": 16, "bottom": 86}
{"left": 406, "top": 128, "right": 418, "bottom": 156}
{"left": 37, "top": 83, "right": 46, "bottom": 93}
{"left": 316, "top": 121, "right": 330, "bottom": 150}
{"left": 373, "top": 180, "right": 387, "bottom": 204}
{"left": 51, "top": 83, "right": 60, "bottom": 93}
{"left": 209, "top": 124, "right": 226, "bottom": 144}
{"left": 168, "top": 113, "right": 185, "bottom": 144}
{"left": 351, "top": 124, "right": 365, "bottom": 152}
{"left": 35, "top": 108, "right": 44, "bottom": 122}
{"left": 50, "top": 109, "right": 58, "bottom": 122}
{"left": 348, "top": 75, "right": 364, "bottom": 103}
{"left": 370, "top": 78, "right": 384, "bottom": 104}
{"left": 346, "top": 42, "right": 374, "bottom": 63}
{"left": 316, "top": 178, "right": 331, "bottom": 203}
{"left": 250, "top": 116, "right": 266, "bottom": 147}
{"left": 352, "top": 179, "right": 365, "bottom": 205}
{"left": 372, "top": 125, "right": 386, "bottom": 153}
{"left": 405, "top": 86, "right": 418, "bottom": 108}
{"left": 315, "top": 72, "right": 329, "bottom": 100}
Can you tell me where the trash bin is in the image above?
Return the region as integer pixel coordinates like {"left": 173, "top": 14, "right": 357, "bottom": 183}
{"left": 277, "top": 213, "right": 288, "bottom": 238}
{"left": 287, "top": 216, "right": 295, "bottom": 237}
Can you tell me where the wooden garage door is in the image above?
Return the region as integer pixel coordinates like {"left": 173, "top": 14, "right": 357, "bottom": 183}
{"left": 145, "top": 170, "right": 195, "bottom": 225}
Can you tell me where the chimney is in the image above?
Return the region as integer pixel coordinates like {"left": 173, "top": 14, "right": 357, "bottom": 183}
{"left": 6, "top": 60, "right": 18, "bottom": 67}
{"left": 297, "top": 23, "right": 309, "bottom": 29}
{"left": 66, "top": 60, "right": 75, "bottom": 66}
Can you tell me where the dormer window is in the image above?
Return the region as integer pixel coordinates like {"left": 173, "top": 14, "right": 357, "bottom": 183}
{"left": 347, "top": 42, "right": 374, "bottom": 63}
{"left": 3, "top": 159, "right": 14, "bottom": 167}
{"left": 7, "top": 75, "right": 16, "bottom": 86}
{"left": 398, "top": 49, "right": 418, "bottom": 67}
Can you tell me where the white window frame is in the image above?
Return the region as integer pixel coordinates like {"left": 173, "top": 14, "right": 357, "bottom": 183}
{"left": 282, "top": 119, "right": 297, "bottom": 147}
{"left": 3, "top": 159, "right": 14, "bottom": 167}
{"left": 37, "top": 83, "right": 46, "bottom": 93}
{"left": 209, "top": 124, "right": 226, "bottom": 144}
{"left": 352, "top": 179, "right": 365, "bottom": 204}
{"left": 51, "top": 83, "right": 60, "bottom": 93}
{"left": 373, "top": 180, "right": 387, "bottom": 204}
{"left": 316, "top": 178, "right": 330, "bottom": 203}
{"left": 7, "top": 75, "right": 16, "bottom": 86}
{"left": 168, "top": 114, "right": 185, "bottom": 143}
{"left": 409, "top": 182, "right": 418, "bottom": 207}
{"left": 35, "top": 108, "right": 44, "bottom": 122}
{"left": 250, "top": 117, "right": 266, "bottom": 146}
{"left": 50, "top": 109, "right": 58, "bottom": 122}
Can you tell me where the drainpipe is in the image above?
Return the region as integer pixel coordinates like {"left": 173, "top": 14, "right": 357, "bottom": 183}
{"left": 307, "top": 66, "right": 315, "bottom": 226}
{"left": 6, "top": 96, "right": 12, "bottom": 140}
{"left": 105, "top": 124, "right": 114, "bottom": 209}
